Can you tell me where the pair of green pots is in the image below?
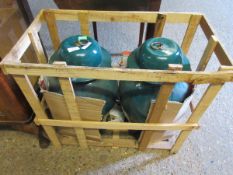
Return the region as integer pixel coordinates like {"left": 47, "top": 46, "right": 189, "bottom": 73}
{"left": 47, "top": 35, "right": 191, "bottom": 123}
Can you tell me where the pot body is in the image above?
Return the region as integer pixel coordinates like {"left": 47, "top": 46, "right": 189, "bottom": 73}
{"left": 119, "top": 38, "right": 191, "bottom": 123}
{"left": 47, "top": 35, "right": 118, "bottom": 115}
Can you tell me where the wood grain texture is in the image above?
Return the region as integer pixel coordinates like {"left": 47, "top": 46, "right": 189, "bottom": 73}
{"left": 44, "top": 11, "right": 60, "bottom": 50}
{"left": 3, "top": 62, "right": 233, "bottom": 84}
{"left": 196, "top": 35, "right": 218, "bottom": 71}
{"left": 43, "top": 91, "right": 104, "bottom": 141}
{"left": 139, "top": 65, "right": 181, "bottom": 150}
{"left": 153, "top": 13, "right": 166, "bottom": 37}
{"left": 28, "top": 31, "right": 47, "bottom": 64}
{"left": 1, "top": 9, "right": 233, "bottom": 151}
{"left": 181, "top": 14, "right": 202, "bottom": 54}
{"left": 38, "top": 118, "right": 198, "bottom": 131}
{"left": 78, "top": 11, "right": 90, "bottom": 35}
{"left": 171, "top": 82, "right": 224, "bottom": 153}
{"left": 13, "top": 75, "right": 61, "bottom": 148}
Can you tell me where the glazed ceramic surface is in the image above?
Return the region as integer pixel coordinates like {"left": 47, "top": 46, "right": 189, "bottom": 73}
{"left": 119, "top": 38, "right": 192, "bottom": 123}
{"left": 47, "top": 35, "right": 118, "bottom": 115}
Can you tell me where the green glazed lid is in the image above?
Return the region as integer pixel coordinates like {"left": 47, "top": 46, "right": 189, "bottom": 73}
{"left": 137, "top": 37, "right": 184, "bottom": 70}
{"left": 49, "top": 35, "right": 111, "bottom": 83}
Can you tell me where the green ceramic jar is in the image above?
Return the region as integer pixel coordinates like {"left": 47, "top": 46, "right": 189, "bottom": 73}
{"left": 47, "top": 35, "right": 118, "bottom": 115}
{"left": 119, "top": 37, "right": 192, "bottom": 123}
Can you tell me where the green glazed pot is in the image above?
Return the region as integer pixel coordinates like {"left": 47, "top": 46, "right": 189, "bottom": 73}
{"left": 119, "top": 37, "right": 192, "bottom": 123}
{"left": 47, "top": 35, "right": 118, "bottom": 115}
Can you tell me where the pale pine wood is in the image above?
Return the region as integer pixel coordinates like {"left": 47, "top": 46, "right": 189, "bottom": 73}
{"left": 170, "top": 68, "right": 229, "bottom": 153}
{"left": 3, "top": 62, "right": 233, "bottom": 84}
{"left": 138, "top": 83, "right": 174, "bottom": 150}
{"left": 58, "top": 76, "right": 88, "bottom": 148}
{"left": 38, "top": 118, "right": 198, "bottom": 131}
{"left": 199, "top": 16, "right": 233, "bottom": 66}
{"left": 171, "top": 67, "right": 233, "bottom": 153}
{"left": 78, "top": 11, "right": 90, "bottom": 35}
{"left": 44, "top": 11, "right": 60, "bottom": 50}
{"left": 59, "top": 135, "right": 138, "bottom": 148}
{"left": 1, "top": 9, "right": 233, "bottom": 151}
{"left": 44, "top": 9, "right": 197, "bottom": 23}
{"left": 13, "top": 75, "right": 61, "bottom": 148}
{"left": 139, "top": 64, "right": 182, "bottom": 150}
{"left": 196, "top": 35, "right": 218, "bottom": 71}
{"left": 28, "top": 31, "right": 47, "bottom": 64}
{"left": 112, "top": 130, "right": 120, "bottom": 148}
{"left": 181, "top": 15, "right": 202, "bottom": 54}
{"left": 215, "top": 42, "right": 233, "bottom": 66}
{"left": 43, "top": 91, "right": 103, "bottom": 141}
{"left": 154, "top": 13, "right": 167, "bottom": 37}
{"left": 1, "top": 10, "right": 43, "bottom": 63}
{"left": 148, "top": 102, "right": 182, "bottom": 145}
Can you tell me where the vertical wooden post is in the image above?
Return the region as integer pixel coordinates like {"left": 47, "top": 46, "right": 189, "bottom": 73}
{"left": 56, "top": 63, "right": 88, "bottom": 148}
{"left": 170, "top": 66, "right": 233, "bottom": 154}
{"left": 139, "top": 64, "right": 182, "bottom": 150}
{"left": 112, "top": 130, "right": 120, "bottom": 148}
{"left": 196, "top": 35, "right": 218, "bottom": 71}
{"left": 13, "top": 75, "right": 61, "bottom": 148}
{"left": 44, "top": 11, "right": 60, "bottom": 50}
{"left": 181, "top": 15, "right": 202, "bottom": 54}
{"left": 28, "top": 31, "right": 47, "bottom": 64}
{"left": 170, "top": 83, "right": 223, "bottom": 153}
{"left": 153, "top": 13, "right": 167, "bottom": 37}
{"left": 78, "top": 11, "right": 90, "bottom": 36}
{"left": 138, "top": 23, "right": 145, "bottom": 46}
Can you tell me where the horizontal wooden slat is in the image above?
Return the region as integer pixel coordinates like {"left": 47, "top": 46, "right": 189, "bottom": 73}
{"left": 44, "top": 9, "right": 199, "bottom": 23}
{"left": 38, "top": 119, "right": 198, "bottom": 131}
{"left": 60, "top": 135, "right": 138, "bottom": 148}
{"left": 2, "top": 63, "right": 233, "bottom": 84}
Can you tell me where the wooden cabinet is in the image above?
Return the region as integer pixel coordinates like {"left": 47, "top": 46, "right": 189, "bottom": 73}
{"left": 0, "top": 2, "right": 38, "bottom": 135}
{"left": 54, "top": 0, "right": 162, "bottom": 45}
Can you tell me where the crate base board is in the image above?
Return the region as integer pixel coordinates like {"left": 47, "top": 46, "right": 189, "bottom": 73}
{"left": 58, "top": 134, "right": 173, "bottom": 150}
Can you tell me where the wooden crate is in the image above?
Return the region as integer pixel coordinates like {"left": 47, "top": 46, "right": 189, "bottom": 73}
{"left": 1, "top": 9, "right": 233, "bottom": 153}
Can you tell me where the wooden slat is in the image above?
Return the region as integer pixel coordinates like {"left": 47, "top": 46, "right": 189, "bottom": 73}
{"left": 38, "top": 119, "right": 198, "bottom": 131}
{"left": 154, "top": 14, "right": 167, "bottom": 37}
{"left": 138, "top": 83, "right": 174, "bottom": 150}
{"left": 181, "top": 15, "right": 202, "bottom": 54}
{"left": 112, "top": 130, "right": 120, "bottom": 148}
{"left": 196, "top": 35, "right": 218, "bottom": 71}
{"left": 139, "top": 64, "right": 182, "bottom": 150}
{"left": 43, "top": 90, "right": 103, "bottom": 141}
{"left": 57, "top": 63, "right": 88, "bottom": 148}
{"left": 170, "top": 66, "right": 232, "bottom": 153}
{"left": 2, "top": 62, "right": 233, "bottom": 84}
{"left": 59, "top": 77, "right": 88, "bottom": 148}
{"left": 28, "top": 31, "right": 47, "bottom": 63}
{"left": 44, "top": 11, "right": 60, "bottom": 50}
{"left": 13, "top": 75, "right": 61, "bottom": 148}
{"left": 199, "top": 16, "right": 233, "bottom": 66}
{"left": 60, "top": 135, "right": 138, "bottom": 148}
{"left": 78, "top": 11, "right": 90, "bottom": 35}
{"left": 215, "top": 42, "right": 233, "bottom": 66}
{"left": 43, "top": 9, "right": 196, "bottom": 23}
{"left": 170, "top": 83, "right": 223, "bottom": 153}
{"left": 1, "top": 10, "right": 43, "bottom": 63}
{"left": 200, "top": 15, "right": 214, "bottom": 40}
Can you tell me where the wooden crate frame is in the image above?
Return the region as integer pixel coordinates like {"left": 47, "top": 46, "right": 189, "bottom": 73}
{"left": 1, "top": 9, "right": 233, "bottom": 153}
